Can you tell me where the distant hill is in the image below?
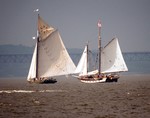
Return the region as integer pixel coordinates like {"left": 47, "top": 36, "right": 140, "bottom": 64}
{"left": 0, "top": 45, "right": 34, "bottom": 54}
{"left": 0, "top": 44, "right": 83, "bottom": 54}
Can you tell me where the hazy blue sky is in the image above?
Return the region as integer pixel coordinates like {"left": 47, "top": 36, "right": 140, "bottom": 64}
{"left": 0, "top": 0, "right": 150, "bottom": 52}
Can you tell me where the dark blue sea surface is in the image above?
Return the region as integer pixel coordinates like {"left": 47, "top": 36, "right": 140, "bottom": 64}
{"left": 0, "top": 52, "right": 150, "bottom": 77}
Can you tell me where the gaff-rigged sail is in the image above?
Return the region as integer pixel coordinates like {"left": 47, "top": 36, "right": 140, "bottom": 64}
{"left": 101, "top": 38, "right": 128, "bottom": 73}
{"left": 27, "top": 15, "right": 76, "bottom": 81}
{"left": 37, "top": 30, "right": 76, "bottom": 77}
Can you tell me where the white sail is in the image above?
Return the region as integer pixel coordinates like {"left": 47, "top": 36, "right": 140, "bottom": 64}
{"left": 38, "top": 30, "right": 76, "bottom": 77}
{"left": 27, "top": 15, "right": 76, "bottom": 80}
{"left": 27, "top": 43, "right": 37, "bottom": 81}
{"left": 75, "top": 46, "right": 88, "bottom": 76}
{"left": 101, "top": 38, "right": 128, "bottom": 73}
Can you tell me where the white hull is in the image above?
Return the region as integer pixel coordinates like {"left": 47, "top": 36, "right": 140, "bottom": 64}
{"left": 80, "top": 78, "right": 107, "bottom": 83}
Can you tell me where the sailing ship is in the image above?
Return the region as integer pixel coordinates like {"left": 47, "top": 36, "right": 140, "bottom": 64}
{"left": 27, "top": 14, "right": 76, "bottom": 84}
{"left": 75, "top": 20, "right": 128, "bottom": 83}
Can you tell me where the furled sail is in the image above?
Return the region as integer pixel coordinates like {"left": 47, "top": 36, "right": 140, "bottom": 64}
{"left": 75, "top": 46, "right": 88, "bottom": 76}
{"left": 27, "top": 15, "right": 76, "bottom": 80}
{"left": 101, "top": 38, "right": 128, "bottom": 73}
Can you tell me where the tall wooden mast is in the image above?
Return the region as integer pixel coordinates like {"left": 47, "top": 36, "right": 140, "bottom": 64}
{"left": 86, "top": 42, "right": 89, "bottom": 73}
{"left": 36, "top": 38, "right": 39, "bottom": 78}
{"left": 98, "top": 20, "right": 102, "bottom": 76}
{"left": 36, "top": 14, "right": 40, "bottom": 79}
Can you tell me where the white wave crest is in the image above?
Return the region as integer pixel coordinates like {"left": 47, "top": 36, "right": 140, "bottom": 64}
{"left": 0, "top": 90, "right": 67, "bottom": 93}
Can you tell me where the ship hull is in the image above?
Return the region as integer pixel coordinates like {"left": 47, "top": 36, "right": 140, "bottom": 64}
{"left": 79, "top": 75, "right": 119, "bottom": 83}
{"left": 28, "top": 78, "right": 57, "bottom": 84}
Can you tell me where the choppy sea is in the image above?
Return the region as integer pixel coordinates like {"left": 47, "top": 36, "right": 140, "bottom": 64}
{"left": 0, "top": 52, "right": 150, "bottom": 77}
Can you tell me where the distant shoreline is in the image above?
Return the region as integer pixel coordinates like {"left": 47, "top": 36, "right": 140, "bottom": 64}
{"left": 0, "top": 74, "right": 150, "bottom": 80}
{"left": 0, "top": 44, "right": 150, "bottom": 55}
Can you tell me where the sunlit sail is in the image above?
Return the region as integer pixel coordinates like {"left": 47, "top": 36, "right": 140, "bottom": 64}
{"left": 27, "top": 15, "right": 76, "bottom": 83}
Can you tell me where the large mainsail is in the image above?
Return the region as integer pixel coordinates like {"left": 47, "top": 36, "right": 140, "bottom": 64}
{"left": 101, "top": 38, "right": 128, "bottom": 73}
{"left": 37, "top": 30, "right": 76, "bottom": 77}
{"left": 27, "top": 15, "right": 76, "bottom": 81}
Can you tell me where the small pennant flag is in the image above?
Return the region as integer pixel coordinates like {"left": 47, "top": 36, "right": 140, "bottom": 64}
{"left": 34, "top": 9, "right": 39, "bottom": 12}
{"left": 98, "top": 20, "right": 102, "bottom": 28}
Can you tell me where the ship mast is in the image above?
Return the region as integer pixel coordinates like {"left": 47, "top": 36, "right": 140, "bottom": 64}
{"left": 98, "top": 20, "right": 102, "bottom": 76}
{"left": 36, "top": 14, "right": 40, "bottom": 79}
{"left": 36, "top": 37, "right": 39, "bottom": 78}
{"left": 86, "top": 42, "right": 89, "bottom": 73}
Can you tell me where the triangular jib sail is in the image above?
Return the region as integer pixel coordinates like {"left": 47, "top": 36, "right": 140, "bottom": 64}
{"left": 27, "top": 15, "right": 76, "bottom": 81}
{"left": 27, "top": 43, "right": 37, "bottom": 80}
{"left": 75, "top": 46, "right": 88, "bottom": 76}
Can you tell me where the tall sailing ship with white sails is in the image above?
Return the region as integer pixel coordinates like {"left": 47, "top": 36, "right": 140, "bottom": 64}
{"left": 75, "top": 20, "right": 128, "bottom": 83}
{"left": 27, "top": 15, "right": 76, "bottom": 84}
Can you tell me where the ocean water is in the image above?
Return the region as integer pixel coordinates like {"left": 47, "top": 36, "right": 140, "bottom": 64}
{"left": 0, "top": 53, "right": 150, "bottom": 118}
{"left": 0, "top": 52, "right": 150, "bottom": 77}
{"left": 0, "top": 76, "right": 150, "bottom": 118}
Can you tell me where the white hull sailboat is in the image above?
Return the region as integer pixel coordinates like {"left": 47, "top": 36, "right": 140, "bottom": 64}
{"left": 27, "top": 15, "right": 76, "bottom": 84}
{"left": 75, "top": 20, "right": 128, "bottom": 83}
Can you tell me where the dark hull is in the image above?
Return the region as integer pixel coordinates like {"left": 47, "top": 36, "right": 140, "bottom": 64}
{"left": 106, "top": 77, "right": 118, "bottom": 82}
{"left": 40, "top": 79, "right": 57, "bottom": 84}
{"left": 28, "top": 78, "right": 57, "bottom": 84}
